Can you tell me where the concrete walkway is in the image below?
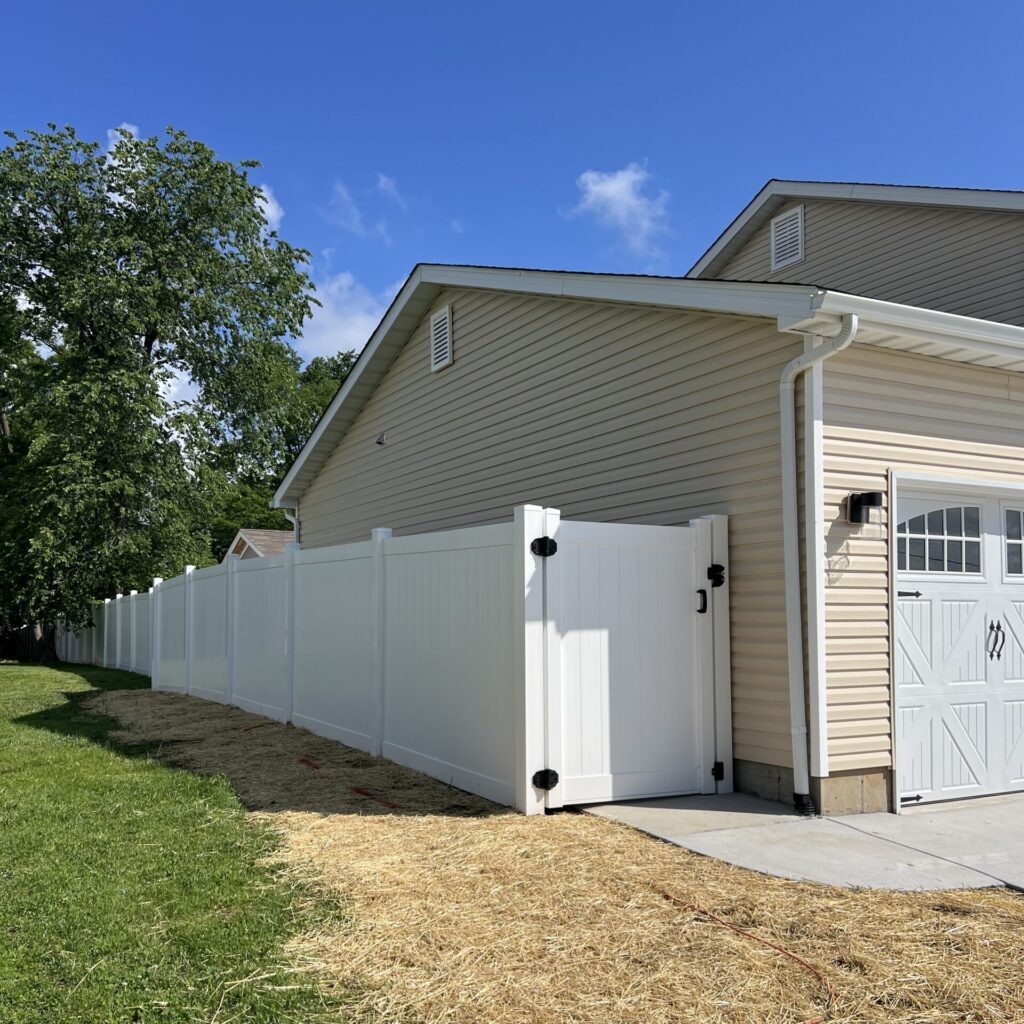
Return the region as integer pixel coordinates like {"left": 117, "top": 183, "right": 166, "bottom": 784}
{"left": 584, "top": 792, "right": 1024, "bottom": 890}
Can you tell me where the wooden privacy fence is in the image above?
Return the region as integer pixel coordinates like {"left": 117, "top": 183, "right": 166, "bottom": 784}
{"left": 57, "top": 505, "right": 732, "bottom": 814}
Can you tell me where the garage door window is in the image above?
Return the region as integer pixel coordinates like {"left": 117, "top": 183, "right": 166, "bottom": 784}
{"left": 896, "top": 505, "right": 981, "bottom": 573}
{"left": 1006, "top": 509, "right": 1024, "bottom": 575}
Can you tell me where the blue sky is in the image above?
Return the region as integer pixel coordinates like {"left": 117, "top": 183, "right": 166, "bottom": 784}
{"left": 3, "top": 1, "right": 1022, "bottom": 361}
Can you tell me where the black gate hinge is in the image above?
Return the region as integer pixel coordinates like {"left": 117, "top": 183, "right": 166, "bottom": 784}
{"left": 531, "top": 536, "right": 558, "bottom": 557}
{"left": 711, "top": 761, "right": 725, "bottom": 782}
{"left": 532, "top": 768, "right": 559, "bottom": 790}
{"left": 708, "top": 563, "right": 726, "bottom": 588}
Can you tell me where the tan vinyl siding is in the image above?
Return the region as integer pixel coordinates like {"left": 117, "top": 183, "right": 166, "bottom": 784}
{"left": 822, "top": 345, "right": 1024, "bottom": 771}
{"left": 300, "top": 287, "right": 803, "bottom": 768}
{"left": 718, "top": 199, "right": 1024, "bottom": 326}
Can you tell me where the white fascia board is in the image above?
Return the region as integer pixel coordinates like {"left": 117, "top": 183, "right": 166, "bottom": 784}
{"left": 223, "top": 529, "right": 246, "bottom": 563}
{"left": 418, "top": 264, "right": 821, "bottom": 319}
{"left": 688, "top": 179, "right": 1024, "bottom": 279}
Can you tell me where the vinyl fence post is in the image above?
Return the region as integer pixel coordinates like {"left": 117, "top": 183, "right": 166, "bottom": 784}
{"left": 693, "top": 518, "right": 717, "bottom": 795}
{"left": 370, "top": 527, "right": 392, "bottom": 756}
{"left": 183, "top": 566, "right": 195, "bottom": 695}
{"left": 540, "top": 506, "right": 563, "bottom": 811}
{"left": 707, "top": 514, "right": 733, "bottom": 794}
{"left": 129, "top": 590, "right": 138, "bottom": 674}
{"left": 225, "top": 555, "right": 239, "bottom": 706}
{"left": 514, "top": 504, "right": 547, "bottom": 815}
{"left": 150, "top": 578, "right": 163, "bottom": 687}
{"left": 283, "top": 543, "right": 299, "bottom": 723}
{"left": 114, "top": 594, "right": 124, "bottom": 669}
{"left": 102, "top": 598, "right": 112, "bottom": 668}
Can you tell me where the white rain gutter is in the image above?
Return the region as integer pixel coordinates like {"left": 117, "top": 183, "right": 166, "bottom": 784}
{"left": 780, "top": 313, "right": 858, "bottom": 814}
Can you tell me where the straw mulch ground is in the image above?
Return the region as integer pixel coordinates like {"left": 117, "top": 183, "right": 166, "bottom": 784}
{"left": 88, "top": 689, "right": 1024, "bottom": 1024}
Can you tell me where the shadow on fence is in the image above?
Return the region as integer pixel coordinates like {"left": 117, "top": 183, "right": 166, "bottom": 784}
{"left": 0, "top": 625, "right": 54, "bottom": 663}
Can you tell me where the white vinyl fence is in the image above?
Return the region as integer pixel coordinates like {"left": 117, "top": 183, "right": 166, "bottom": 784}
{"left": 57, "top": 505, "right": 732, "bottom": 814}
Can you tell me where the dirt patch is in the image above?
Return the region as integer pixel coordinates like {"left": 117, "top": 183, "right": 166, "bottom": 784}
{"left": 89, "top": 689, "right": 1024, "bottom": 1024}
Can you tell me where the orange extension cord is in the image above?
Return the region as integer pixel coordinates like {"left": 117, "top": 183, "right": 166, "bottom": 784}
{"left": 658, "top": 889, "right": 837, "bottom": 1024}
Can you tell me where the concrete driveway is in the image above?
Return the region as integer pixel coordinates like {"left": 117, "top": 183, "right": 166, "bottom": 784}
{"left": 585, "top": 792, "right": 1024, "bottom": 890}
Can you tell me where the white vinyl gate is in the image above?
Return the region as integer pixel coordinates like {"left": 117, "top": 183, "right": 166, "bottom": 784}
{"left": 895, "top": 487, "right": 1024, "bottom": 804}
{"left": 532, "top": 515, "right": 728, "bottom": 808}
{"left": 58, "top": 505, "right": 732, "bottom": 814}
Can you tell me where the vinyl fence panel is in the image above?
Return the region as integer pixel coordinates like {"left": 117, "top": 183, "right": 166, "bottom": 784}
{"left": 156, "top": 576, "right": 187, "bottom": 691}
{"left": 291, "top": 541, "right": 376, "bottom": 751}
{"left": 132, "top": 592, "right": 151, "bottom": 675}
{"left": 381, "top": 524, "right": 518, "bottom": 806}
{"left": 189, "top": 564, "right": 229, "bottom": 702}
{"left": 232, "top": 556, "right": 288, "bottom": 720}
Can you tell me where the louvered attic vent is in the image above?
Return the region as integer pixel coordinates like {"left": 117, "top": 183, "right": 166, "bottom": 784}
{"left": 770, "top": 205, "right": 804, "bottom": 270}
{"left": 429, "top": 305, "right": 453, "bottom": 372}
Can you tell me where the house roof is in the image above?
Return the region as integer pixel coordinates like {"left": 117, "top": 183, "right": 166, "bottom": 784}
{"left": 686, "top": 179, "right": 1024, "bottom": 280}
{"left": 225, "top": 528, "right": 294, "bottom": 559}
{"left": 272, "top": 263, "right": 1024, "bottom": 509}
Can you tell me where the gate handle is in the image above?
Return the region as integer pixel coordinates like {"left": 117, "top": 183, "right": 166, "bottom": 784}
{"left": 987, "top": 620, "right": 997, "bottom": 661}
{"left": 696, "top": 589, "right": 708, "bottom": 614}
{"left": 996, "top": 621, "right": 1007, "bottom": 661}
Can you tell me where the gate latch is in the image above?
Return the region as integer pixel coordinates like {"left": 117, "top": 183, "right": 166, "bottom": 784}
{"left": 707, "top": 563, "right": 726, "bottom": 588}
{"left": 532, "top": 768, "right": 559, "bottom": 790}
{"left": 531, "top": 536, "right": 558, "bottom": 558}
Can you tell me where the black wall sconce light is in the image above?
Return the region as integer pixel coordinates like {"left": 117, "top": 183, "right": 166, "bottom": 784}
{"left": 847, "top": 491, "right": 884, "bottom": 525}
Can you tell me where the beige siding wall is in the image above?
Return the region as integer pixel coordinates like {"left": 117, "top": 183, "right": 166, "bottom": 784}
{"left": 300, "top": 287, "right": 804, "bottom": 768}
{"left": 823, "top": 346, "right": 1024, "bottom": 771}
{"left": 718, "top": 199, "right": 1024, "bottom": 325}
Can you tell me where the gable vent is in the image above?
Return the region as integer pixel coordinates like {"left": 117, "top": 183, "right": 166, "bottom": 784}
{"left": 770, "top": 205, "right": 804, "bottom": 270}
{"left": 429, "top": 305, "right": 453, "bottom": 372}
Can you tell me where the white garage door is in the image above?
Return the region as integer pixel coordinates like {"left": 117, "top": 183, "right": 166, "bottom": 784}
{"left": 895, "top": 489, "right": 1024, "bottom": 804}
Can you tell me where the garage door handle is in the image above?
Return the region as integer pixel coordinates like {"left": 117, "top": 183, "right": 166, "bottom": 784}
{"left": 696, "top": 589, "right": 708, "bottom": 614}
{"left": 995, "top": 621, "right": 1006, "bottom": 661}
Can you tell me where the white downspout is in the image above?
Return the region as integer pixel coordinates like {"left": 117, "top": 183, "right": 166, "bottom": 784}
{"left": 780, "top": 313, "right": 858, "bottom": 814}
{"left": 283, "top": 502, "right": 300, "bottom": 545}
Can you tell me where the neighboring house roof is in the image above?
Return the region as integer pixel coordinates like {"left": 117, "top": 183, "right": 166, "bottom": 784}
{"left": 224, "top": 528, "right": 294, "bottom": 560}
{"left": 272, "top": 263, "right": 1024, "bottom": 509}
{"left": 686, "top": 179, "right": 1024, "bottom": 280}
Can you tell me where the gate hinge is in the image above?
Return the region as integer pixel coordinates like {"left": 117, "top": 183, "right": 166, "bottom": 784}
{"left": 531, "top": 536, "right": 558, "bottom": 558}
{"left": 707, "top": 563, "right": 726, "bottom": 588}
{"left": 711, "top": 761, "right": 725, "bottom": 782}
{"left": 532, "top": 768, "right": 559, "bottom": 790}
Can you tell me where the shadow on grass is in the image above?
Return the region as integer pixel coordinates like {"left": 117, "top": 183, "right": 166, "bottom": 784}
{"left": 14, "top": 662, "right": 506, "bottom": 821}
{"left": 12, "top": 663, "right": 168, "bottom": 756}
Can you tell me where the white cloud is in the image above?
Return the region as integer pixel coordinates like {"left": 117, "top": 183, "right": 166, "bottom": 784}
{"left": 160, "top": 366, "right": 198, "bottom": 406}
{"left": 325, "top": 181, "right": 365, "bottom": 234}
{"left": 105, "top": 122, "right": 139, "bottom": 151}
{"left": 297, "top": 271, "right": 392, "bottom": 360}
{"left": 572, "top": 162, "right": 670, "bottom": 259}
{"left": 257, "top": 184, "right": 284, "bottom": 231}
{"left": 324, "top": 180, "right": 391, "bottom": 243}
{"left": 376, "top": 172, "right": 407, "bottom": 211}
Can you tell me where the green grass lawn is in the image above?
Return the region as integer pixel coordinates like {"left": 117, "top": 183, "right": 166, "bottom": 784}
{"left": 0, "top": 662, "right": 345, "bottom": 1023}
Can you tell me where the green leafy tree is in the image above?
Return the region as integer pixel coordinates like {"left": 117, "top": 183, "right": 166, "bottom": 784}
{"left": 0, "top": 124, "right": 318, "bottom": 635}
{"left": 207, "top": 351, "right": 357, "bottom": 560}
